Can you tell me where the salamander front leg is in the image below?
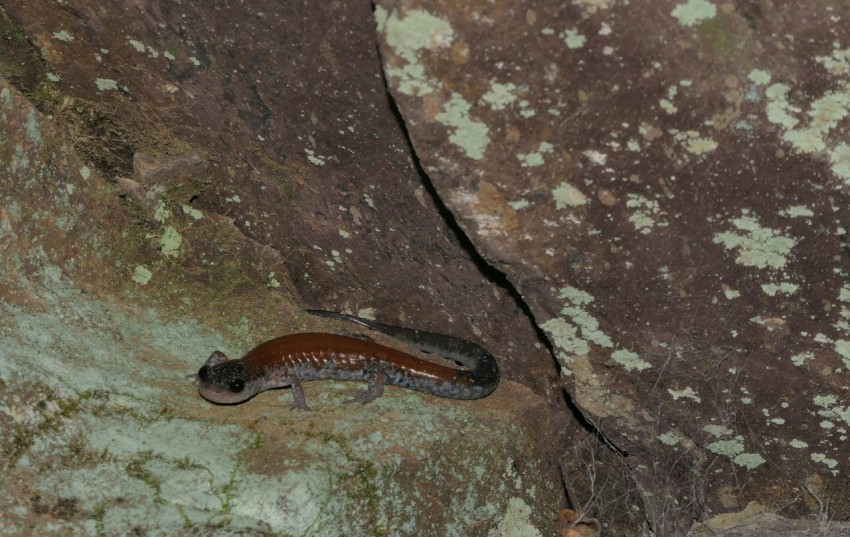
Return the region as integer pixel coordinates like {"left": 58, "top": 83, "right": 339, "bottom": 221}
{"left": 289, "top": 378, "right": 310, "bottom": 410}
{"left": 345, "top": 364, "right": 386, "bottom": 404}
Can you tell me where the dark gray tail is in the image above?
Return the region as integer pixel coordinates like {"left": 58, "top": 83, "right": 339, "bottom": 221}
{"left": 306, "top": 309, "right": 500, "bottom": 395}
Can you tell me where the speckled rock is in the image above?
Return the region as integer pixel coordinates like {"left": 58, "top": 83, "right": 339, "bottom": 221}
{"left": 374, "top": 0, "right": 850, "bottom": 532}
{"left": 0, "top": 1, "right": 568, "bottom": 535}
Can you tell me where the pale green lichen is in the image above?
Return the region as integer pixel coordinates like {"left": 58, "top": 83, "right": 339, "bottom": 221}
{"left": 79, "top": 166, "right": 91, "bottom": 180}
{"left": 493, "top": 498, "right": 543, "bottom": 537}
{"left": 561, "top": 28, "right": 586, "bottom": 49}
{"left": 626, "top": 194, "right": 668, "bottom": 234}
{"left": 517, "top": 142, "right": 554, "bottom": 167}
{"left": 132, "top": 265, "right": 152, "bottom": 285}
{"left": 552, "top": 181, "right": 587, "bottom": 209}
{"left": 128, "top": 38, "right": 146, "bottom": 53}
{"left": 789, "top": 439, "right": 808, "bottom": 448}
{"left": 480, "top": 82, "right": 518, "bottom": 111}
{"left": 760, "top": 282, "right": 798, "bottom": 296}
{"left": 378, "top": 8, "right": 453, "bottom": 97}
{"left": 541, "top": 286, "right": 614, "bottom": 364}
{"left": 153, "top": 200, "right": 171, "bottom": 223}
{"left": 703, "top": 424, "right": 732, "bottom": 437}
{"left": 181, "top": 204, "right": 203, "bottom": 220}
{"left": 95, "top": 78, "right": 120, "bottom": 92}
{"left": 53, "top": 30, "right": 74, "bottom": 42}
{"left": 748, "top": 69, "right": 771, "bottom": 86}
{"left": 811, "top": 453, "right": 838, "bottom": 469}
{"left": 779, "top": 205, "right": 813, "bottom": 218}
{"left": 790, "top": 352, "right": 812, "bottom": 367}
{"left": 712, "top": 214, "right": 796, "bottom": 270}
{"left": 830, "top": 143, "right": 850, "bottom": 181}
{"left": 722, "top": 286, "right": 740, "bottom": 299}
{"left": 671, "top": 0, "right": 717, "bottom": 27}
{"left": 305, "top": 148, "right": 326, "bottom": 166}
{"left": 668, "top": 387, "right": 701, "bottom": 403}
{"left": 435, "top": 93, "right": 490, "bottom": 160}
{"left": 611, "top": 349, "right": 651, "bottom": 371}
{"left": 159, "top": 226, "right": 182, "bottom": 257}
{"left": 658, "top": 432, "right": 681, "bottom": 445}
{"left": 673, "top": 130, "right": 718, "bottom": 155}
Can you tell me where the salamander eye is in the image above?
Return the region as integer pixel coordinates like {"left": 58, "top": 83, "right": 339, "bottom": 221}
{"left": 228, "top": 378, "right": 245, "bottom": 393}
{"left": 197, "top": 365, "right": 210, "bottom": 381}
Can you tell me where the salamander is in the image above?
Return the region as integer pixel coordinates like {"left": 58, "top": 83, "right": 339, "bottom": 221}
{"left": 192, "top": 310, "right": 500, "bottom": 408}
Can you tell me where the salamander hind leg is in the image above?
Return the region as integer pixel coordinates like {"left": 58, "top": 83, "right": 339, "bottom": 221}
{"left": 344, "top": 364, "right": 386, "bottom": 404}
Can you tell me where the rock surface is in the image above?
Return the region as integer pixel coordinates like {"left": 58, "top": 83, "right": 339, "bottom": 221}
{"left": 4, "top": 0, "right": 850, "bottom": 535}
{"left": 374, "top": 0, "right": 850, "bottom": 533}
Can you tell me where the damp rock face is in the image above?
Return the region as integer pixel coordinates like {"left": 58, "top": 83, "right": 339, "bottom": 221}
{"left": 0, "top": 1, "right": 565, "bottom": 535}
{"left": 374, "top": 0, "right": 850, "bottom": 531}
{"left": 4, "top": 0, "right": 850, "bottom": 534}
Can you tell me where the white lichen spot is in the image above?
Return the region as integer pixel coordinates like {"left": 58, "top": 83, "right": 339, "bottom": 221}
{"left": 626, "top": 194, "right": 668, "bottom": 234}
{"left": 712, "top": 214, "right": 796, "bottom": 270}
{"left": 733, "top": 452, "right": 766, "bottom": 469}
{"left": 561, "top": 28, "right": 586, "bottom": 49}
{"left": 660, "top": 98, "right": 678, "bottom": 114}
{"left": 53, "top": 30, "right": 75, "bottom": 42}
{"left": 47, "top": 72, "right": 61, "bottom": 82}
{"left": 552, "top": 181, "right": 587, "bottom": 209}
{"left": 830, "top": 143, "right": 850, "bottom": 183}
{"left": 181, "top": 204, "right": 203, "bottom": 220}
{"left": 706, "top": 436, "right": 744, "bottom": 457}
{"left": 95, "top": 78, "right": 119, "bottom": 92}
{"left": 153, "top": 200, "right": 171, "bottom": 223}
{"left": 583, "top": 150, "right": 607, "bottom": 165}
{"left": 658, "top": 432, "right": 681, "bottom": 445}
{"left": 128, "top": 38, "right": 146, "bottom": 53}
{"left": 267, "top": 272, "right": 281, "bottom": 288}
{"left": 703, "top": 424, "right": 733, "bottom": 437}
{"left": 722, "top": 285, "right": 740, "bottom": 299}
{"left": 517, "top": 142, "right": 554, "bottom": 167}
{"left": 356, "top": 308, "right": 376, "bottom": 320}
{"left": 611, "top": 349, "right": 651, "bottom": 371}
{"left": 480, "top": 82, "right": 518, "bottom": 111}
{"left": 748, "top": 69, "right": 771, "bottom": 86}
{"left": 779, "top": 205, "right": 814, "bottom": 218}
{"left": 435, "top": 93, "right": 490, "bottom": 160}
{"left": 671, "top": 0, "right": 717, "bottom": 27}
{"left": 811, "top": 453, "right": 838, "bottom": 469}
{"left": 132, "top": 265, "right": 152, "bottom": 285}
{"left": 790, "top": 352, "right": 812, "bottom": 367}
{"left": 379, "top": 8, "right": 454, "bottom": 97}
{"left": 159, "top": 226, "right": 182, "bottom": 257}
{"left": 79, "top": 166, "right": 91, "bottom": 180}
{"left": 541, "top": 286, "right": 614, "bottom": 362}
{"left": 304, "top": 148, "right": 326, "bottom": 166}
{"left": 674, "top": 130, "right": 718, "bottom": 155}
{"left": 704, "top": 436, "right": 766, "bottom": 468}
{"left": 814, "top": 394, "right": 850, "bottom": 428}
{"left": 338, "top": 229, "right": 351, "bottom": 239}
{"left": 668, "top": 387, "right": 701, "bottom": 403}
{"left": 789, "top": 439, "right": 808, "bottom": 448}
{"left": 760, "top": 282, "right": 798, "bottom": 296}
{"left": 508, "top": 199, "right": 530, "bottom": 210}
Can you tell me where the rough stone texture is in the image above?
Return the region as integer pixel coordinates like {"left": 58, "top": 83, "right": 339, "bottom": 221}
{"left": 0, "top": 1, "right": 568, "bottom": 536}
{"left": 374, "top": 0, "right": 850, "bottom": 533}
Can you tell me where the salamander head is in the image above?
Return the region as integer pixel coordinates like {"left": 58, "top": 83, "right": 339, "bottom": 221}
{"left": 195, "top": 354, "right": 261, "bottom": 404}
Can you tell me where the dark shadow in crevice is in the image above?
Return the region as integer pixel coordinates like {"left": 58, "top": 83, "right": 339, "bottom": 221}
{"left": 377, "top": 51, "right": 629, "bottom": 460}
